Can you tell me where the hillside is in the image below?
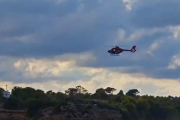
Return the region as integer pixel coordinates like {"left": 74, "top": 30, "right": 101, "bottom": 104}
{"left": 1, "top": 86, "right": 180, "bottom": 120}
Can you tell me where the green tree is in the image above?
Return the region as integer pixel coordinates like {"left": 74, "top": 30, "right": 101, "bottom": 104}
{"left": 26, "top": 98, "right": 43, "bottom": 117}
{"left": 136, "top": 97, "right": 150, "bottom": 118}
{"left": 35, "top": 89, "right": 46, "bottom": 99}
{"left": 3, "top": 95, "right": 24, "bottom": 110}
{"left": 0, "top": 87, "right": 4, "bottom": 93}
{"left": 76, "top": 85, "right": 88, "bottom": 94}
{"left": 0, "top": 87, "right": 4, "bottom": 99}
{"left": 65, "top": 88, "right": 77, "bottom": 99}
{"left": 11, "top": 86, "right": 23, "bottom": 97}
{"left": 105, "top": 87, "right": 116, "bottom": 94}
{"left": 114, "top": 95, "right": 123, "bottom": 103}
{"left": 126, "top": 89, "right": 139, "bottom": 97}
{"left": 121, "top": 97, "right": 138, "bottom": 120}
{"left": 55, "top": 92, "right": 67, "bottom": 100}
{"left": 117, "top": 90, "right": 124, "bottom": 96}
{"left": 1, "top": 85, "right": 180, "bottom": 120}
{"left": 11, "top": 86, "right": 36, "bottom": 100}
{"left": 46, "top": 90, "right": 53, "bottom": 96}
{"left": 94, "top": 88, "right": 107, "bottom": 100}
{"left": 75, "top": 85, "right": 89, "bottom": 99}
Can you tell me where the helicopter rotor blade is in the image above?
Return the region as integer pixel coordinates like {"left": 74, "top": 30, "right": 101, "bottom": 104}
{"left": 104, "top": 45, "right": 131, "bottom": 48}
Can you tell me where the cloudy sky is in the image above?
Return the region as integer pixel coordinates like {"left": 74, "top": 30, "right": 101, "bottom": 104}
{"left": 1, "top": 0, "right": 180, "bottom": 96}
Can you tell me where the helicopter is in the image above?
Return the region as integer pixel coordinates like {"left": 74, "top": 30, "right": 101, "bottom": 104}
{"left": 108, "top": 45, "right": 136, "bottom": 55}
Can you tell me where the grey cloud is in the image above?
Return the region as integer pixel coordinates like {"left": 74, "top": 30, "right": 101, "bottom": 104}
{"left": 86, "top": 30, "right": 180, "bottom": 79}
{"left": 0, "top": 0, "right": 180, "bottom": 82}
{"left": 0, "top": 64, "right": 93, "bottom": 84}
{"left": 129, "top": 0, "right": 180, "bottom": 28}
{"left": 0, "top": 0, "right": 127, "bottom": 57}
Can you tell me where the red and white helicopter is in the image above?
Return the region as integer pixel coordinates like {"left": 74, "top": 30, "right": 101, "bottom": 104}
{"left": 108, "top": 45, "right": 136, "bottom": 55}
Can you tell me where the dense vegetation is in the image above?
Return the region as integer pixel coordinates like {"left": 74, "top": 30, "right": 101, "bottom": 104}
{"left": 1, "top": 85, "right": 180, "bottom": 120}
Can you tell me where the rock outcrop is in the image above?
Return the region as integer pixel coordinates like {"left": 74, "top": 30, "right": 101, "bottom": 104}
{"left": 0, "top": 109, "right": 26, "bottom": 120}
{"left": 0, "top": 103, "right": 123, "bottom": 120}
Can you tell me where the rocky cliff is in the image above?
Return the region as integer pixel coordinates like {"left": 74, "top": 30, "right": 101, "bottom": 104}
{"left": 0, "top": 109, "right": 26, "bottom": 120}
{"left": 0, "top": 103, "right": 123, "bottom": 120}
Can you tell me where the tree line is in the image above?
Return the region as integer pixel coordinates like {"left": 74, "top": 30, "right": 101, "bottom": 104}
{"left": 1, "top": 85, "right": 180, "bottom": 120}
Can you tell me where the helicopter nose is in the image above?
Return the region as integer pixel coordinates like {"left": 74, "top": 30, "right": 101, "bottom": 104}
{"left": 108, "top": 50, "right": 111, "bottom": 53}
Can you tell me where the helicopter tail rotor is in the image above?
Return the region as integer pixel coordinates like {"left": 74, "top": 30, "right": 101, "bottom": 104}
{"left": 131, "top": 46, "right": 136, "bottom": 53}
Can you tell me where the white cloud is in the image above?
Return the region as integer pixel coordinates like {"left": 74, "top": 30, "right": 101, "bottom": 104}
{"left": 114, "top": 25, "right": 180, "bottom": 43}
{"left": 122, "top": 0, "right": 138, "bottom": 11}
{"left": 0, "top": 53, "right": 180, "bottom": 96}
{"left": 0, "top": 54, "right": 178, "bottom": 96}
{"left": 127, "top": 27, "right": 166, "bottom": 41}
{"left": 13, "top": 52, "right": 96, "bottom": 78}
{"left": 110, "top": 25, "right": 180, "bottom": 59}
{"left": 147, "top": 40, "right": 163, "bottom": 56}
{"left": 168, "top": 55, "right": 180, "bottom": 69}
{"left": 15, "top": 59, "right": 74, "bottom": 77}
{"left": 1, "top": 68, "right": 180, "bottom": 96}
{"left": 169, "top": 25, "right": 180, "bottom": 39}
